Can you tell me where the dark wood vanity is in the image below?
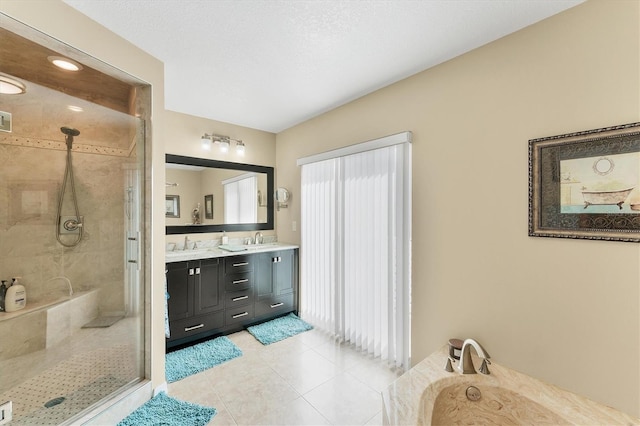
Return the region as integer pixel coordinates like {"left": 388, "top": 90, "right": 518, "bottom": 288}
{"left": 165, "top": 247, "right": 298, "bottom": 349}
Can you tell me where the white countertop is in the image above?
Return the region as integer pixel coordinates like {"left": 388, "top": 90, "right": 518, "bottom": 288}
{"left": 165, "top": 242, "right": 299, "bottom": 263}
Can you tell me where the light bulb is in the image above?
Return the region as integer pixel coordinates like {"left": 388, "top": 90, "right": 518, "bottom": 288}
{"left": 201, "top": 135, "right": 212, "bottom": 150}
{"left": 236, "top": 141, "right": 245, "bottom": 156}
{"left": 47, "top": 56, "right": 83, "bottom": 71}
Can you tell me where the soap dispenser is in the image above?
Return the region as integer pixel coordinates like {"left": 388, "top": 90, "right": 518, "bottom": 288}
{"left": 0, "top": 280, "right": 7, "bottom": 312}
{"left": 221, "top": 231, "right": 228, "bottom": 245}
{"left": 5, "top": 277, "right": 26, "bottom": 313}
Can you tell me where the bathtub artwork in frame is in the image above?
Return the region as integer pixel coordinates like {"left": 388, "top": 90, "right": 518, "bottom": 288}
{"left": 529, "top": 122, "right": 640, "bottom": 242}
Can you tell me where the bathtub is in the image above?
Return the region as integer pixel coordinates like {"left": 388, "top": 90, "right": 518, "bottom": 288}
{"left": 0, "top": 290, "right": 99, "bottom": 361}
{"left": 582, "top": 187, "right": 634, "bottom": 209}
{"left": 382, "top": 346, "right": 638, "bottom": 425}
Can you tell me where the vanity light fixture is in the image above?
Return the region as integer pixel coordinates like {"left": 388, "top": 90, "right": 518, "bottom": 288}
{"left": 201, "top": 133, "right": 243, "bottom": 154}
{"left": 47, "top": 56, "right": 83, "bottom": 72}
{"left": 0, "top": 73, "right": 26, "bottom": 95}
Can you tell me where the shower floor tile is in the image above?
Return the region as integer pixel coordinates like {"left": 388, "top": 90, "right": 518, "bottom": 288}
{"left": 0, "top": 316, "right": 141, "bottom": 424}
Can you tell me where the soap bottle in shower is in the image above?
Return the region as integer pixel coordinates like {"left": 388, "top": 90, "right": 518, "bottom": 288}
{"left": 5, "top": 277, "right": 26, "bottom": 313}
{"left": 0, "top": 280, "right": 7, "bottom": 312}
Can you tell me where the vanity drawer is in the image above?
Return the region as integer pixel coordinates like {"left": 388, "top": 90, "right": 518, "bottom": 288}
{"left": 225, "top": 272, "right": 253, "bottom": 292}
{"left": 169, "top": 311, "right": 224, "bottom": 341}
{"left": 224, "top": 255, "right": 253, "bottom": 274}
{"left": 255, "top": 293, "right": 295, "bottom": 318}
{"left": 225, "top": 305, "right": 254, "bottom": 326}
{"left": 224, "top": 289, "right": 254, "bottom": 308}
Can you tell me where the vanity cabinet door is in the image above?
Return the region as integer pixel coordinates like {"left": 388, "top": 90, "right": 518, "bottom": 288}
{"left": 274, "top": 249, "right": 296, "bottom": 296}
{"left": 257, "top": 249, "right": 296, "bottom": 296}
{"left": 254, "top": 252, "right": 276, "bottom": 300}
{"left": 166, "top": 261, "right": 193, "bottom": 321}
{"left": 194, "top": 258, "right": 223, "bottom": 316}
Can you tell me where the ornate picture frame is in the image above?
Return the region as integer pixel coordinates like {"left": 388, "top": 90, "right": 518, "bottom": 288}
{"left": 529, "top": 122, "right": 640, "bottom": 242}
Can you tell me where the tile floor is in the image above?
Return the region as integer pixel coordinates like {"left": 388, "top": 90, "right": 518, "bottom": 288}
{"left": 0, "top": 317, "right": 142, "bottom": 424}
{"left": 167, "top": 328, "right": 404, "bottom": 426}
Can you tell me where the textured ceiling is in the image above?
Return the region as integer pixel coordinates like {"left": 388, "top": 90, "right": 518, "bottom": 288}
{"left": 63, "top": 0, "right": 583, "bottom": 133}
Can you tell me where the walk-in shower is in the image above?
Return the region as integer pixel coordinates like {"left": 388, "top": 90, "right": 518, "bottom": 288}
{"left": 0, "top": 16, "right": 149, "bottom": 425}
{"left": 56, "top": 126, "right": 84, "bottom": 248}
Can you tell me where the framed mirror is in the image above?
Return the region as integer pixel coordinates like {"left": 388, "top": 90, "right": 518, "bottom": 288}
{"left": 165, "top": 154, "right": 274, "bottom": 234}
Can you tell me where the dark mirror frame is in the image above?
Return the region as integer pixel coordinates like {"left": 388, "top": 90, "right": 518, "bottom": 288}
{"left": 165, "top": 154, "right": 274, "bottom": 235}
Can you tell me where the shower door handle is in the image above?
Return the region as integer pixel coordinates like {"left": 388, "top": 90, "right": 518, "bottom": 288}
{"left": 127, "top": 232, "right": 141, "bottom": 271}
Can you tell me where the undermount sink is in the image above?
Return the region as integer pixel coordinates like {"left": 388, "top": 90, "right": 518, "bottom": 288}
{"left": 165, "top": 248, "right": 211, "bottom": 257}
{"left": 244, "top": 242, "right": 279, "bottom": 250}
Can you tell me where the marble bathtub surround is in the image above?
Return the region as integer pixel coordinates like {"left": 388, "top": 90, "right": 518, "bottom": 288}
{"left": 382, "top": 346, "right": 639, "bottom": 425}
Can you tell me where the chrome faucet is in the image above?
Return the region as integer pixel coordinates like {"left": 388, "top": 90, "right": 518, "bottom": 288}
{"left": 457, "top": 338, "right": 491, "bottom": 375}
{"left": 254, "top": 231, "right": 263, "bottom": 245}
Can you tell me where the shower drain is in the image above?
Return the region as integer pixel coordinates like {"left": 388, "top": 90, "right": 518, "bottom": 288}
{"left": 44, "top": 397, "right": 66, "bottom": 408}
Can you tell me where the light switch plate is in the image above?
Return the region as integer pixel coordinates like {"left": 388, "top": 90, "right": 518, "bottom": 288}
{"left": 0, "top": 400, "right": 12, "bottom": 425}
{"left": 0, "top": 111, "right": 11, "bottom": 133}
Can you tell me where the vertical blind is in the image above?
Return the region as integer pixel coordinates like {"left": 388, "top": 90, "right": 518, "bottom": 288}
{"left": 299, "top": 132, "right": 411, "bottom": 369}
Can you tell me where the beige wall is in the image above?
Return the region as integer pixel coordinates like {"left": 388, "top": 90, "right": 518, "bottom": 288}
{"left": 276, "top": 0, "right": 640, "bottom": 417}
{"left": 3, "top": 0, "right": 639, "bottom": 418}
{"left": 163, "top": 110, "right": 277, "bottom": 245}
{"left": 0, "top": 0, "right": 168, "bottom": 390}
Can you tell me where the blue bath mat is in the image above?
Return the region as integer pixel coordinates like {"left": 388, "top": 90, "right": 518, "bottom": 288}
{"left": 165, "top": 336, "right": 242, "bottom": 383}
{"left": 117, "top": 392, "right": 215, "bottom": 426}
{"left": 247, "top": 313, "right": 313, "bottom": 345}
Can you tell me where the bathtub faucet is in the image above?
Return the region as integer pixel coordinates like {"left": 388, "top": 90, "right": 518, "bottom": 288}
{"left": 458, "top": 338, "right": 491, "bottom": 375}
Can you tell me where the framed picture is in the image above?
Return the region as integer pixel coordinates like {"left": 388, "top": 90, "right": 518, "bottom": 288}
{"left": 204, "top": 194, "right": 213, "bottom": 219}
{"left": 165, "top": 195, "right": 180, "bottom": 218}
{"left": 529, "top": 122, "right": 640, "bottom": 242}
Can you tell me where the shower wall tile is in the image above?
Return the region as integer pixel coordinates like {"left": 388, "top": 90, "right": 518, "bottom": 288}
{"left": 0, "top": 311, "right": 46, "bottom": 361}
{"left": 47, "top": 290, "right": 100, "bottom": 347}
{"left": 0, "top": 143, "right": 130, "bottom": 314}
{"left": 100, "top": 280, "right": 125, "bottom": 315}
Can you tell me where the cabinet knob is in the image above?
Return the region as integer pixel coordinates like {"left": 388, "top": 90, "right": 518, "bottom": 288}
{"left": 195, "top": 267, "right": 201, "bottom": 274}
{"left": 184, "top": 324, "right": 204, "bottom": 332}
{"left": 189, "top": 268, "right": 195, "bottom": 275}
{"left": 232, "top": 295, "right": 249, "bottom": 302}
{"left": 270, "top": 302, "right": 284, "bottom": 308}
{"left": 232, "top": 312, "right": 249, "bottom": 319}
{"left": 232, "top": 279, "right": 249, "bottom": 285}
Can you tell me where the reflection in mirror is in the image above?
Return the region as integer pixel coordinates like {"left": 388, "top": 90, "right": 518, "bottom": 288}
{"left": 166, "top": 154, "right": 274, "bottom": 234}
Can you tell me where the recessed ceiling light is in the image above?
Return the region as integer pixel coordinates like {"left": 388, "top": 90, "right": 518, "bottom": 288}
{"left": 0, "top": 73, "right": 26, "bottom": 95}
{"left": 67, "top": 105, "right": 84, "bottom": 112}
{"left": 47, "top": 56, "right": 83, "bottom": 71}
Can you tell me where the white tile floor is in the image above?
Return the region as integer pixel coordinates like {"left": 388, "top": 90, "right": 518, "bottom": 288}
{"left": 167, "top": 329, "right": 403, "bottom": 426}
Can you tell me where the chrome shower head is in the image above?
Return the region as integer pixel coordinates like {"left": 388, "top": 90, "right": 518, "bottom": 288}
{"left": 60, "top": 127, "right": 80, "bottom": 149}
